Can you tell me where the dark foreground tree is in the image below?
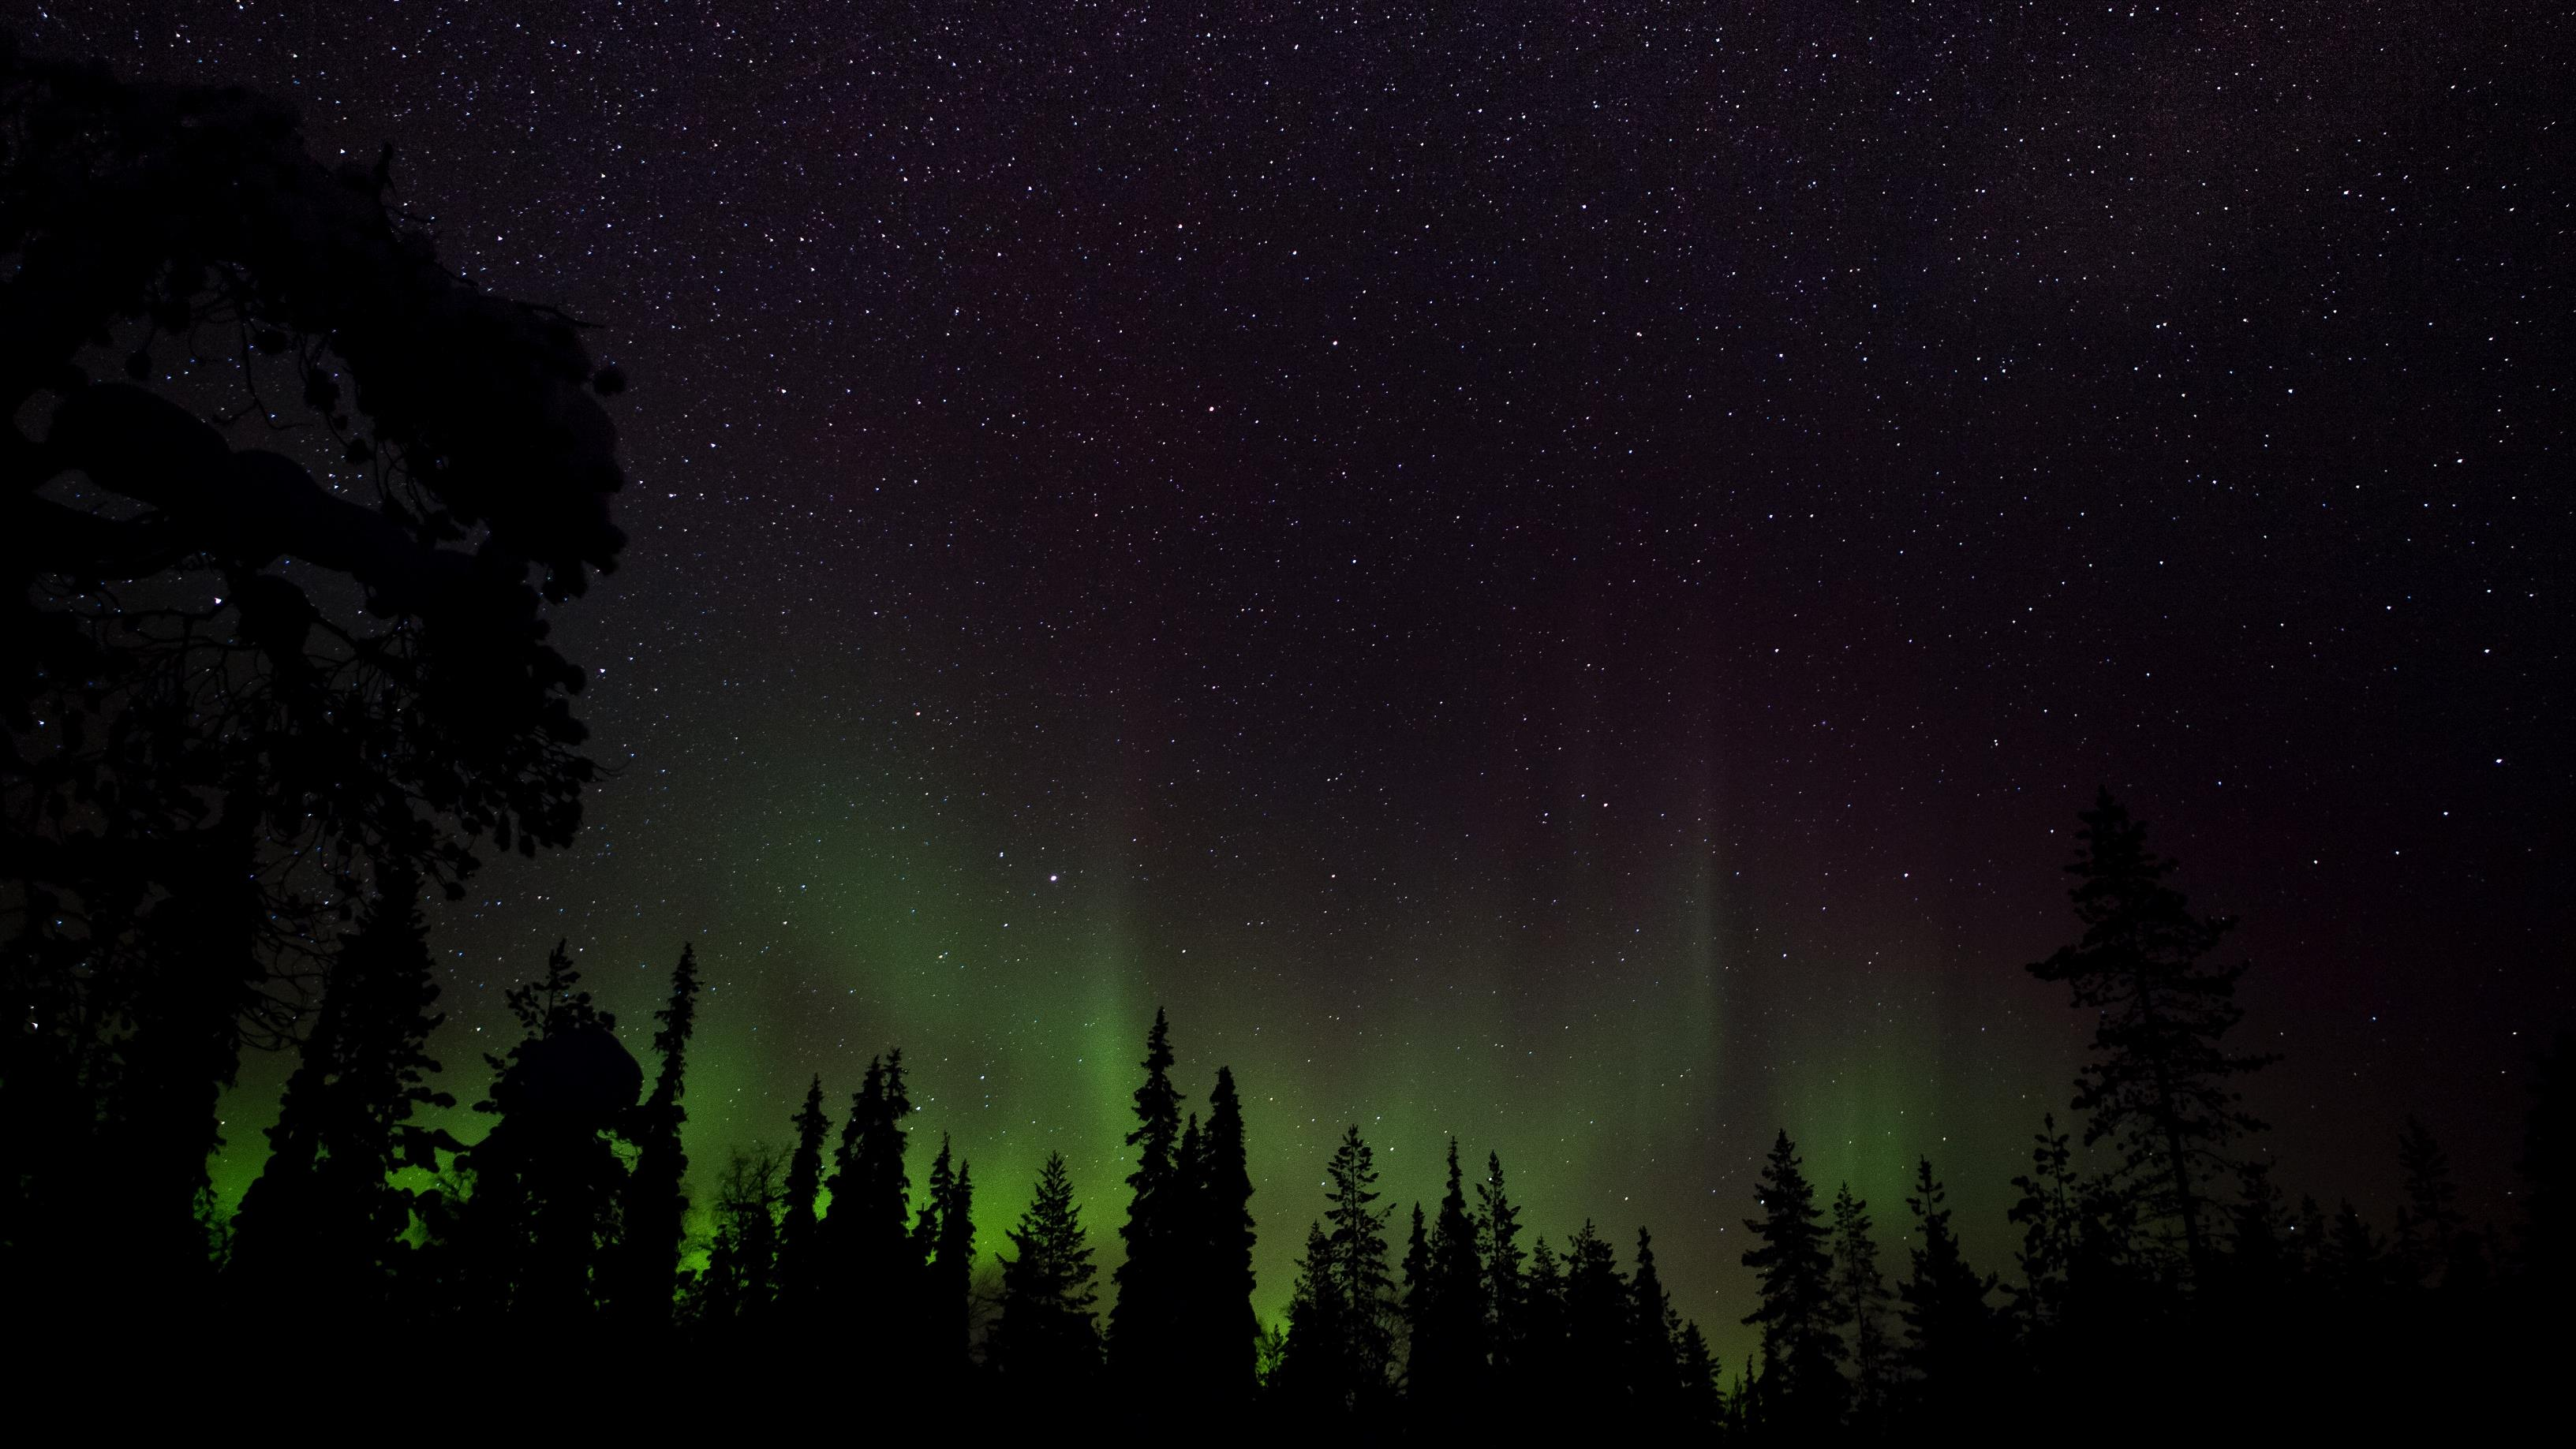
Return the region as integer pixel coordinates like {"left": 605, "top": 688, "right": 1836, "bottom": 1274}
{"left": 0, "top": 39, "right": 626, "bottom": 1298}
{"left": 913, "top": 1134, "right": 974, "bottom": 1369}
{"left": 443, "top": 942, "right": 637, "bottom": 1328}
{"left": 1628, "top": 1227, "right": 1681, "bottom": 1420}
{"left": 823, "top": 1050, "right": 914, "bottom": 1363}
{"left": 1173, "top": 1064, "right": 1258, "bottom": 1406}
{"left": 992, "top": 1152, "right": 1101, "bottom": 1396}
{"left": 1110, "top": 1008, "right": 1187, "bottom": 1378}
{"left": 1279, "top": 1126, "right": 1398, "bottom": 1414}
{"left": 1829, "top": 1182, "right": 1895, "bottom": 1425}
{"left": 1562, "top": 1221, "right": 1630, "bottom": 1417}
{"left": 1677, "top": 1320, "right": 1723, "bottom": 1431}
{"left": 610, "top": 942, "right": 700, "bottom": 1328}
{"left": 1898, "top": 1157, "right": 1998, "bottom": 1414}
{"left": 228, "top": 871, "right": 452, "bottom": 1314}
{"left": 2006, "top": 1114, "right": 2083, "bottom": 1331}
{"left": 1741, "top": 1130, "right": 1841, "bottom": 1431}
{"left": 1407, "top": 1138, "right": 1489, "bottom": 1408}
{"left": 1476, "top": 1152, "right": 1527, "bottom": 1379}
{"left": 2029, "top": 791, "right": 2271, "bottom": 1276}
{"left": 698, "top": 1145, "right": 782, "bottom": 1329}
{"left": 775, "top": 1076, "right": 832, "bottom": 1307}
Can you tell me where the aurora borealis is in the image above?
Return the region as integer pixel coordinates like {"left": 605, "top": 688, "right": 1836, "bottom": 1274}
{"left": 29, "top": 2, "right": 2567, "bottom": 1368}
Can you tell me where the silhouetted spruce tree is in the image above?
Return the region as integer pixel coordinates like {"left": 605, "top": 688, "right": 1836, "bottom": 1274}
{"left": 1729, "top": 1353, "right": 1761, "bottom": 1436}
{"left": 1409, "top": 1138, "right": 1489, "bottom": 1407}
{"left": 911, "top": 1133, "right": 954, "bottom": 1275}
{"left": 1564, "top": 1222, "right": 1631, "bottom": 1417}
{"left": 992, "top": 1152, "right": 1101, "bottom": 1396}
{"left": 1282, "top": 1223, "right": 1347, "bottom": 1410}
{"left": 1176, "top": 1110, "right": 1206, "bottom": 1249}
{"left": 1475, "top": 1151, "right": 1527, "bottom": 1376}
{"left": 1898, "top": 1157, "right": 1998, "bottom": 1414}
{"left": 916, "top": 1136, "right": 974, "bottom": 1368}
{"left": 824, "top": 1050, "right": 914, "bottom": 1365}
{"left": 1628, "top": 1227, "right": 1682, "bottom": 1420}
{"left": 1110, "top": 1008, "right": 1187, "bottom": 1377}
{"left": 2029, "top": 792, "right": 2272, "bottom": 1277}
{"left": 829, "top": 1051, "right": 914, "bottom": 1273}
{"left": 453, "top": 941, "right": 637, "bottom": 1327}
{"left": 1171, "top": 1107, "right": 1208, "bottom": 1376}
{"left": 776, "top": 1076, "right": 832, "bottom": 1308}
{"left": 941, "top": 1158, "right": 974, "bottom": 1299}
{"left": 2393, "top": 1116, "right": 2465, "bottom": 1288}
{"left": 1742, "top": 1130, "right": 1843, "bottom": 1429}
{"left": 1522, "top": 1234, "right": 1569, "bottom": 1380}
{"left": 611, "top": 942, "right": 700, "bottom": 1328}
{"left": 1677, "top": 1320, "right": 1723, "bottom": 1432}
{"left": 1279, "top": 1126, "right": 1398, "bottom": 1414}
{"left": 1174, "top": 1065, "right": 1259, "bottom": 1405}
{"left": 1828, "top": 1182, "right": 1895, "bottom": 1425}
{"left": 230, "top": 872, "right": 453, "bottom": 1316}
{"left": 701, "top": 1145, "right": 782, "bottom": 1328}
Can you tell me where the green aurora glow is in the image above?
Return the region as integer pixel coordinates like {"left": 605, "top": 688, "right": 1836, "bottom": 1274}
{"left": 210, "top": 692, "right": 2097, "bottom": 1365}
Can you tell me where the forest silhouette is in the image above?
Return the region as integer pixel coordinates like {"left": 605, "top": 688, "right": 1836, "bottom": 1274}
{"left": 3, "top": 38, "right": 2565, "bottom": 1435}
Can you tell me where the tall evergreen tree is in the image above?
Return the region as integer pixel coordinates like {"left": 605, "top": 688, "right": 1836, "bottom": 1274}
{"left": 1279, "top": 1126, "right": 1398, "bottom": 1413}
{"left": 917, "top": 1137, "right": 974, "bottom": 1366}
{"left": 1741, "top": 1130, "right": 1843, "bottom": 1428}
{"left": 1828, "top": 1182, "right": 1894, "bottom": 1424}
{"left": 2029, "top": 792, "right": 2271, "bottom": 1275}
{"left": 1562, "top": 1222, "right": 1631, "bottom": 1416}
{"left": 1174, "top": 1065, "right": 1260, "bottom": 1405}
{"left": 611, "top": 942, "right": 700, "bottom": 1326}
{"left": 1282, "top": 1222, "right": 1347, "bottom": 1410}
{"left": 1475, "top": 1151, "right": 1527, "bottom": 1376}
{"left": 1522, "top": 1234, "right": 1569, "bottom": 1380}
{"left": 776, "top": 1076, "right": 832, "bottom": 1306}
{"left": 1408, "top": 1138, "right": 1489, "bottom": 1406}
{"left": 992, "top": 1152, "right": 1101, "bottom": 1395}
{"left": 230, "top": 872, "right": 453, "bottom": 1313}
{"left": 911, "top": 1133, "right": 954, "bottom": 1274}
{"left": 1110, "top": 1008, "right": 1187, "bottom": 1376}
{"left": 1677, "top": 1320, "right": 1723, "bottom": 1432}
{"left": 1628, "top": 1227, "right": 1681, "bottom": 1417}
{"left": 1898, "top": 1157, "right": 1997, "bottom": 1410}
{"left": 823, "top": 1050, "right": 914, "bottom": 1293}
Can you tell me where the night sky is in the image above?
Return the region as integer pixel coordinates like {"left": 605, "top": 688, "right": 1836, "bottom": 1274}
{"left": 19, "top": 3, "right": 2568, "bottom": 1356}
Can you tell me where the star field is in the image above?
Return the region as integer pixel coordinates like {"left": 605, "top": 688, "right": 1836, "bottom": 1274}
{"left": 24, "top": 2, "right": 2570, "bottom": 1360}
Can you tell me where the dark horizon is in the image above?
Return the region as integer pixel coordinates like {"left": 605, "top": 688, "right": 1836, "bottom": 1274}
{"left": 3, "top": 2, "right": 2569, "bottom": 1398}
